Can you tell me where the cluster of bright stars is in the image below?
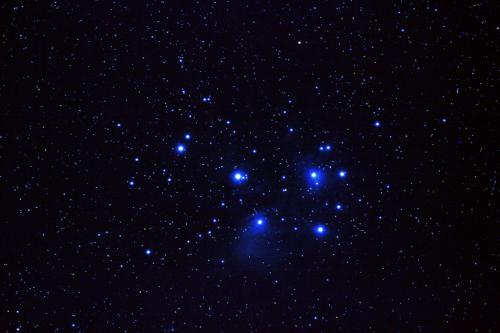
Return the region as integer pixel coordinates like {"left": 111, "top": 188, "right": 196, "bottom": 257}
{"left": 129, "top": 121, "right": 375, "bottom": 255}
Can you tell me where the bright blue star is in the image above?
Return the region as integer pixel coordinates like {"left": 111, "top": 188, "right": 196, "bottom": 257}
{"left": 307, "top": 169, "right": 324, "bottom": 187}
{"left": 176, "top": 144, "right": 186, "bottom": 153}
{"left": 202, "top": 96, "right": 211, "bottom": 103}
{"left": 231, "top": 170, "right": 248, "bottom": 184}
{"left": 249, "top": 215, "right": 268, "bottom": 233}
{"left": 116, "top": 122, "right": 122, "bottom": 128}
{"left": 314, "top": 225, "right": 326, "bottom": 235}
{"left": 336, "top": 204, "right": 342, "bottom": 210}
{"left": 145, "top": 249, "right": 152, "bottom": 255}
{"left": 374, "top": 121, "right": 381, "bottom": 127}
{"left": 128, "top": 180, "right": 135, "bottom": 187}
{"left": 319, "top": 145, "right": 332, "bottom": 151}
{"left": 338, "top": 170, "right": 347, "bottom": 178}
{"left": 252, "top": 216, "right": 267, "bottom": 230}
{"left": 185, "top": 133, "right": 191, "bottom": 140}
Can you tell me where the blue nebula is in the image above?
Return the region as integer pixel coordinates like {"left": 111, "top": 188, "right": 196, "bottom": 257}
{"left": 338, "top": 170, "right": 347, "bottom": 178}
{"left": 176, "top": 144, "right": 186, "bottom": 153}
{"left": 314, "top": 225, "right": 326, "bottom": 235}
{"left": 231, "top": 170, "right": 248, "bottom": 184}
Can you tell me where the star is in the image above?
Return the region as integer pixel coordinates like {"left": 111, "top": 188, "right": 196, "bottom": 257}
{"left": 231, "top": 170, "right": 248, "bottom": 184}
{"left": 374, "top": 120, "right": 381, "bottom": 127}
{"left": 308, "top": 169, "right": 324, "bottom": 187}
{"left": 251, "top": 216, "right": 267, "bottom": 230}
{"left": 336, "top": 204, "right": 342, "bottom": 210}
{"left": 338, "top": 170, "right": 347, "bottom": 178}
{"left": 176, "top": 144, "right": 186, "bottom": 153}
{"left": 314, "top": 225, "right": 326, "bottom": 235}
{"left": 185, "top": 133, "right": 191, "bottom": 140}
{"left": 145, "top": 249, "right": 152, "bottom": 255}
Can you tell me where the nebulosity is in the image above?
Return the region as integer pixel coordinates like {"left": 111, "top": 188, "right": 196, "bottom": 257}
{"left": 1, "top": 1, "right": 497, "bottom": 332}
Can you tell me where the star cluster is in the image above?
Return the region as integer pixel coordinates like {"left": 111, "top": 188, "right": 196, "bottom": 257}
{"left": 1, "top": 1, "right": 497, "bottom": 332}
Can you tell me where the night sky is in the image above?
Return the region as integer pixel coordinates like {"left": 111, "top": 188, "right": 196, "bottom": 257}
{"left": 1, "top": 1, "right": 499, "bottom": 332}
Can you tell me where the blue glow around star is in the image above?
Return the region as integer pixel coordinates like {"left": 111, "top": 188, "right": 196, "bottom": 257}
{"left": 338, "top": 170, "right": 347, "bottom": 178}
{"left": 145, "top": 249, "right": 152, "bottom": 255}
{"left": 249, "top": 215, "right": 268, "bottom": 233}
{"left": 336, "top": 204, "right": 342, "bottom": 210}
{"left": 374, "top": 120, "right": 381, "bottom": 127}
{"left": 307, "top": 169, "right": 324, "bottom": 187}
{"left": 231, "top": 170, "right": 248, "bottom": 184}
{"left": 176, "top": 144, "right": 186, "bottom": 153}
{"left": 314, "top": 224, "right": 326, "bottom": 235}
{"left": 185, "top": 133, "right": 191, "bottom": 140}
{"left": 254, "top": 216, "right": 266, "bottom": 228}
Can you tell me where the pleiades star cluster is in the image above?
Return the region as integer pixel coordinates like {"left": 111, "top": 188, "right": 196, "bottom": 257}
{"left": 0, "top": 1, "right": 498, "bottom": 332}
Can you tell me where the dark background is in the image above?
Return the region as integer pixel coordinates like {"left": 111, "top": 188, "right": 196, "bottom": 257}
{"left": 0, "top": 1, "right": 498, "bottom": 332}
